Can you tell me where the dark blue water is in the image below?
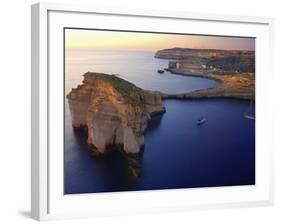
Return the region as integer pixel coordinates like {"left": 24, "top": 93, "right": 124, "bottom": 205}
{"left": 64, "top": 50, "right": 254, "bottom": 194}
{"left": 64, "top": 99, "right": 255, "bottom": 194}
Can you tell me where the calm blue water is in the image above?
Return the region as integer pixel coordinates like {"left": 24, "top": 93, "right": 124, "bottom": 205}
{"left": 65, "top": 50, "right": 217, "bottom": 94}
{"left": 64, "top": 50, "right": 255, "bottom": 194}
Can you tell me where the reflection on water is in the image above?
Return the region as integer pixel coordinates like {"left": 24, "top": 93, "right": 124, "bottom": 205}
{"left": 146, "top": 114, "right": 164, "bottom": 132}
{"left": 65, "top": 49, "right": 218, "bottom": 95}
{"left": 64, "top": 50, "right": 255, "bottom": 194}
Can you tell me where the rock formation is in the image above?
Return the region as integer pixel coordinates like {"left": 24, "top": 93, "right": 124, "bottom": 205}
{"left": 67, "top": 72, "right": 166, "bottom": 176}
{"left": 155, "top": 47, "right": 255, "bottom": 73}
{"left": 154, "top": 47, "right": 255, "bottom": 100}
{"left": 160, "top": 73, "right": 255, "bottom": 100}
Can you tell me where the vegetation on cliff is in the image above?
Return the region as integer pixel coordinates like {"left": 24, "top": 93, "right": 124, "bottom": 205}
{"left": 67, "top": 72, "right": 166, "bottom": 177}
{"left": 83, "top": 72, "right": 142, "bottom": 107}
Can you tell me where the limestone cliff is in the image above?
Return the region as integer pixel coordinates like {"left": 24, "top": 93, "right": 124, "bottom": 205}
{"left": 155, "top": 47, "right": 255, "bottom": 73}
{"left": 67, "top": 72, "right": 166, "bottom": 157}
{"left": 154, "top": 47, "right": 255, "bottom": 100}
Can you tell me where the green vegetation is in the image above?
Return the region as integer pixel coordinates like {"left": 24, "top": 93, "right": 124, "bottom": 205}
{"left": 84, "top": 72, "right": 142, "bottom": 106}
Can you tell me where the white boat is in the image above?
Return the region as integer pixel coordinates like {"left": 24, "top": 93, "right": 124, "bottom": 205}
{"left": 244, "top": 100, "right": 255, "bottom": 120}
{"left": 244, "top": 115, "right": 255, "bottom": 120}
{"left": 197, "top": 118, "right": 206, "bottom": 125}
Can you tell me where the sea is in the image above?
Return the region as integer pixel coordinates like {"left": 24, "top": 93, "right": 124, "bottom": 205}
{"left": 64, "top": 49, "right": 255, "bottom": 194}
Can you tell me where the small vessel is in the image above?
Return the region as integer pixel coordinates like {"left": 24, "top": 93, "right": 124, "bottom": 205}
{"left": 244, "top": 83, "right": 255, "bottom": 120}
{"left": 157, "top": 69, "right": 164, "bottom": 74}
{"left": 244, "top": 115, "right": 255, "bottom": 120}
{"left": 197, "top": 118, "right": 206, "bottom": 125}
{"left": 244, "top": 100, "right": 255, "bottom": 120}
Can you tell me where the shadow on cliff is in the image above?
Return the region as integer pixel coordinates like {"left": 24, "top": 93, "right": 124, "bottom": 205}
{"left": 146, "top": 113, "right": 164, "bottom": 133}
{"left": 70, "top": 128, "right": 142, "bottom": 188}
{"left": 68, "top": 112, "right": 164, "bottom": 185}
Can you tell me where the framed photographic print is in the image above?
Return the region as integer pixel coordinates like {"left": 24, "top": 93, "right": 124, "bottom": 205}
{"left": 31, "top": 2, "right": 274, "bottom": 221}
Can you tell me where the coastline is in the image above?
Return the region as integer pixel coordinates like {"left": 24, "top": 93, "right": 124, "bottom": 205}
{"left": 65, "top": 49, "right": 256, "bottom": 193}
{"left": 154, "top": 47, "right": 255, "bottom": 101}
{"left": 158, "top": 69, "right": 255, "bottom": 101}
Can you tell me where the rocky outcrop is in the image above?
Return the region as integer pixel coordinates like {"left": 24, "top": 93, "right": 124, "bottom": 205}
{"left": 155, "top": 47, "right": 255, "bottom": 73}
{"left": 154, "top": 47, "right": 255, "bottom": 100}
{"left": 160, "top": 73, "right": 255, "bottom": 100}
{"left": 67, "top": 72, "right": 165, "bottom": 176}
{"left": 155, "top": 47, "right": 254, "bottom": 59}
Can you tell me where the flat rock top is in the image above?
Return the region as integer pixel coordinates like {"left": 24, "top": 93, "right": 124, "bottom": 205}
{"left": 83, "top": 72, "right": 142, "bottom": 104}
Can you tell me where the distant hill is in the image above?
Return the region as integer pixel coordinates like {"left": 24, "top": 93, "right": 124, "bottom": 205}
{"left": 155, "top": 48, "right": 255, "bottom": 73}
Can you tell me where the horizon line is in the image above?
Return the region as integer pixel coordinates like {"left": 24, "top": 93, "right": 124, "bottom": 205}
{"left": 65, "top": 46, "right": 255, "bottom": 52}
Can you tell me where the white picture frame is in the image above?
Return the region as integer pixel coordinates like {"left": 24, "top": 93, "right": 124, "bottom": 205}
{"left": 31, "top": 2, "right": 274, "bottom": 221}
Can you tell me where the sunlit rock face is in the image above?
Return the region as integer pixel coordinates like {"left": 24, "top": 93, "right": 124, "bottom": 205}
{"left": 67, "top": 72, "right": 166, "bottom": 156}
{"left": 155, "top": 47, "right": 255, "bottom": 73}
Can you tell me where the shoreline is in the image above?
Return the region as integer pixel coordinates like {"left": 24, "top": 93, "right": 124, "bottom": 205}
{"left": 158, "top": 68, "right": 255, "bottom": 101}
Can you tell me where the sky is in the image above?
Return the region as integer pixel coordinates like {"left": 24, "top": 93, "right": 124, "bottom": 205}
{"left": 65, "top": 29, "right": 255, "bottom": 51}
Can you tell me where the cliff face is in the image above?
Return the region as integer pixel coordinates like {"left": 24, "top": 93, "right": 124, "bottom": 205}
{"left": 155, "top": 47, "right": 255, "bottom": 73}
{"left": 155, "top": 48, "right": 255, "bottom": 100}
{"left": 67, "top": 72, "right": 165, "bottom": 157}
{"left": 155, "top": 47, "right": 254, "bottom": 59}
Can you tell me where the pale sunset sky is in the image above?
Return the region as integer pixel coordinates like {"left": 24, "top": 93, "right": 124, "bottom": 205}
{"left": 65, "top": 29, "right": 255, "bottom": 51}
